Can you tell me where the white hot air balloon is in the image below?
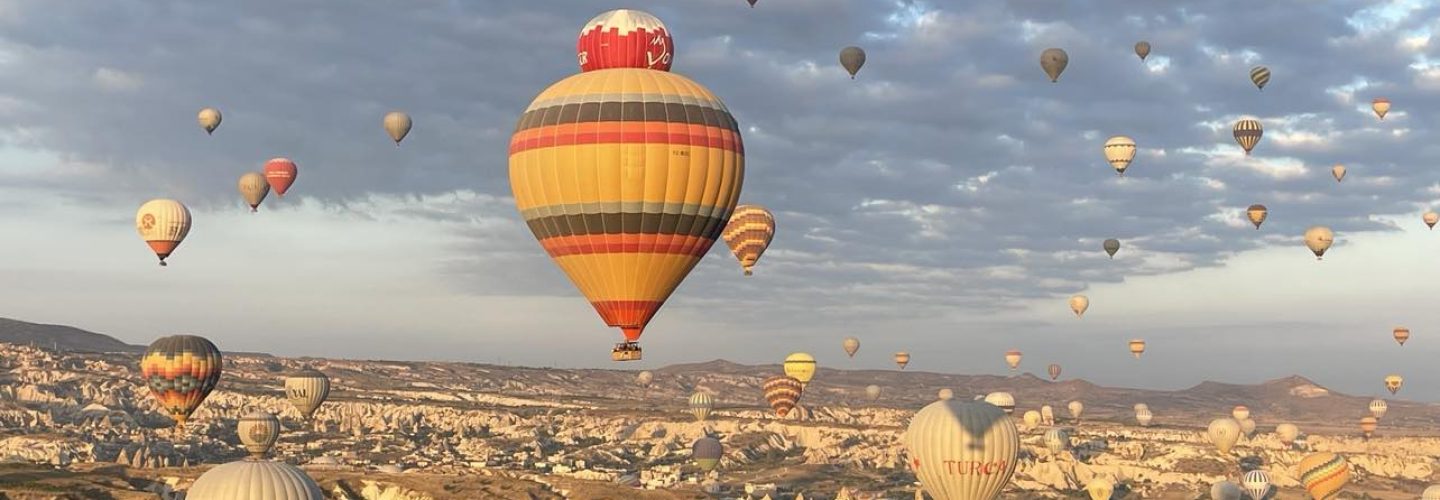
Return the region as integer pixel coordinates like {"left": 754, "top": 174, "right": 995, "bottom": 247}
{"left": 1304, "top": 226, "right": 1334, "bottom": 260}
{"left": 198, "top": 107, "right": 222, "bottom": 135}
{"left": 1135, "top": 407, "right": 1153, "bottom": 427}
{"left": 1067, "top": 400, "right": 1084, "bottom": 423}
{"left": 1369, "top": 399, "right": 1387, "bottom": 419}
{"left": 984, "top": 392, "right": 1016, "bottom": 414}
{"left": 1232, "top": 406, "right": 1250, "bottom": 421}
{"left": 865, "top": 384, "right": 882, "bottom": 402}
{"left": 285, "top": 370, "right": 330, "bottom": 421}
{"left": 1241, "top": 470, "right": 1271, "bottom": 500}
{"left": 135, "top": 199, "right": 192, "bottom": 267}
{"left": 1069, "top": 295, "right": 1090, "bottom": 317}
{"left": 1275, "top": 423, "right": 1300, "bottom": 447}
{"left": 1207, "top": 418, "right": 1242, "bottom": 455}
{"left": 237, "top": 411, "right": 280, "bottom": 459}
{"left": 1040, "top": 405, "right": 1055, "bottom": 425}
{"left": 903, "top": 401, "right": 1020, "bottom": 500}
{"left": 187, "top": 461, "right": 324, "bottom": 499}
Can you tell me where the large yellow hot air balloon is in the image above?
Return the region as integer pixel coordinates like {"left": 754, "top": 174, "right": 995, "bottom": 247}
{"left": 135, "top": 199, "right": 192, "bottom": 267}
{"left": 783, "top": 352, "right": 817, "bottom": 387}
{"left": 1103, "top": 136, "right": 1137, "bottom": 176}
{"left": 1304, "top": 226, "right": 1334, "bottom": 260}
{"left": 903, "top": 400, "right": 1019, "bottom": 500}
{"left": 842, "top": 337, "right": 860, "bottom": 358}
{"left": 1246, "top": 204, "right": 1268, "bottom": 230}
{"left": 1003, "top": 349, "right": 1022, "bottom": 371}
{"left": 1069, "top": 295, "right": 1089, "bottom": 318}
{"left": 1384, "top": 374, "right": 1403, "bottom": 394}
{"left": 1372, "top": 98, "right": 1390, "bottom": 120}
{"left": 1233, "top": 119, "right": 1263, "bottom": 155}
{"left": 140, "top": 335, "right": 222, "bottom": 430}
{"left": 1085, "top": 477, "right": 1114, "bottom": 500}
{"left": 722, "top": 204, "right": 775, "bottom": 276}
{"left": 1298, "top": 452, "right": 1350, "bottom": 499}
{"left": 237, "top": 172, "right": 270, "bottom": 213}
{"left": 509, "top": 68, "right": 744, "bottom": 361}
{"left": 197, "top": 107, "right": 222, "bottom": 135}
{"left": 1207, "top": 418, "right": 1241, "bottom": 455}
{"left": 894, "top": 352, "right": 910, "bottom": 369}
{"left": 1128, "top": 339, "right": 1146, "bottom": 359}
{"left": 383, "top": 111, "right": 413, "bottom": 145}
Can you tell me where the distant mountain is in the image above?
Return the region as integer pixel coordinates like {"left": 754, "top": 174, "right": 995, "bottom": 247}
{"left": 0, "top": 318, "right": 142, "bottom": 353}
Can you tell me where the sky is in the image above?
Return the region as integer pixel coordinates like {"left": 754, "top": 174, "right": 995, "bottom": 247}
{"left": 2, "top": 0, "right": 1440, "bottom": 399}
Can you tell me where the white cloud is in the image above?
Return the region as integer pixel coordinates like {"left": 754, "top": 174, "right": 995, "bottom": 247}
{"left": 92, "top": 67, "right": 142, "bottom": 92}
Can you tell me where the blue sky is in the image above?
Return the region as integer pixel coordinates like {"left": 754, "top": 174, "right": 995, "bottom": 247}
{"left": 1, "top": 0, "right": 1440, "bottom": 399}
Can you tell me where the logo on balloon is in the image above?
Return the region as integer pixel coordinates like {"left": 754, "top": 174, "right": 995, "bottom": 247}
{"left": 141, "top": 213, "right": 156, "bottom": 230}
{"left": 941, "top": 460, "right": 1012, "bottom": 476}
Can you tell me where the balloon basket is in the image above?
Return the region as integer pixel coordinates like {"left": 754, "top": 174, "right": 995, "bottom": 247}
{"left": 612, "top": 343, "right": 642, "bottom": 361}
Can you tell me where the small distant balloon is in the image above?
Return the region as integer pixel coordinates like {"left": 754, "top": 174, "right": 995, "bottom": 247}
{"left": 1070, "top": 295, "right": 1089, "bottom": 318}
{"left": 263, "top": 158, "right": 298, "bottom": 197}
{"left": 1384, "top": 374, "right": 1403, "bottom": 394}
{"left": 383, "top": 111, "right": 412, "bottom": 145}
{"left": 1250, "top": 66, "right": 1270, "bottom": 90}
{"left": 1304, "top": 226, "right": 1334, "bottom": 260}
{"left": 1233, "top": 119, "right": 1263, "bottom": 155}
{"left": 1246, "top": 204, "right": 1268, "bottom": 230}
{"left": 1103, "top": 136, "right": 1137, "bottom": 176}
{"left": 1040, "top": 48, "right": 1069, "bottom": 82}
{"left": 1003, "top": 349, "right": 1022, "bottom": 371}
{"left": 1393, "top": 327, "right": 1410, "bottom": 346}
{"left": 1424, "top": 211, "right": 1438, "bottom": 229}
{"left": 197, "top": 107, "right": 222, "bottom": 135}
{"left": 1134, "top": 41, "right": 1151, "bottom": 61}
{"left": 237, "top": 172, "right": 269, "bottom": 213}
{"left": 1372, "top": 98, "right": 1390, "bottom": 120}
{"left": 1047, "top": 363, "right": 1061, "bottom": 381}
{"left": 839, "top": 46, "right": 866, "bottom": 79}
{"left": 1128, "top": 339, "right": 1146, "bottom": 359}
{"left": 1103, "top": 238, "right": 1121, "bottom": 258}
{"left": 843, "top": 337, "right": 860, "bottom": 358}
{"left": 1369, "top": 399, "right": 1388, "bottom": 419}
{"left": 1332, "top": 164, "right": 1346, "bottom": 182}
{"left": 894, "top": 352, "right": 910, "bottom": 369}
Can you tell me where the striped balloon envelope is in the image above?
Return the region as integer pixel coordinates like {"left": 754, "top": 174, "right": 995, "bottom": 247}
{"left": 1250, "top": 66, "right": 1271, "bottom": 90}
{"left": 689, "top": 391, "right": 714, "bottom": 422}
{"left": 509, "top": 68, "right": 744, "bottom": 360}
{"left": 140, "top": 335, "right": 222, "bottom": 429}
{"left": 285, "top": 369, "right": 331, "bottom": 421}
{"left": 722, "top": 204, "right": 775, "bottom": 276}
{"left": 762, "top": 375, "right": 803, "bottom": 417}
{"left": 1298, "top": 452, "right": 1350, "bottom": 499}
{"left": 576, "top": 9, "right": 673, "bottom": 73}
{"left": 1233, "top": 119, "right": 1263, "bottom": 155}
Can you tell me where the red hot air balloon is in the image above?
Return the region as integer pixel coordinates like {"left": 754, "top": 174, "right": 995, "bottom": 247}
{"left": 263, "top": 158, "right": 298, "bottom": 197}
{"left": 576, "top": 9, "right": 673, "bottom": 73}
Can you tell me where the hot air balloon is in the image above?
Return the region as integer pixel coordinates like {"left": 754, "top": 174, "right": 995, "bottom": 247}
{"left": 238, "top": 411, "right": 281, "bottom": 459}
{"left": 1393, "top": 327, "right": 1409, "bottom": 346}
{"left": 1232, "top": 406, "right": 1250, "bottom": 421}
{"left": 1304, "top": 226, "right": 1334, "bottom": 260}
{"left": 693, "top": 436, "right": 723, "bottom": 472}
{"left": 1040, "top": 405, "right": 1055, "bottom": 425}
{"left": 1086, "top": 477, "right": 1114, "bottom": 500}
{"left": 1128, "top": 339, "right": 1146, "bottom": 359}
{"left": 746, "top": 0, "right": 757, "bottom": 6}
{"left": 783, "top": 353, "right": 816, "bottom": 387}
{"left": 1040, "top": 48, "right": 1069, "bottom": 82}
{"left": 637, "top": 371, "right": 654, "bottom": 388}
{"left": 1212, "top": 481, "right": 1244, "bottom": 500}
{"left": 237, "top": 172, "right": 270, "bottom": 213}
{"left": 843, "top": 337, "right": 860, "bottom": 358}
{"left": 1134, "top": 403, "right": 1149, "bottom": 412}
{"left": 263, "top": 158, "right": 298, "bottom": 197}
{"left": 865, "top": 384, "right": 881, "bottom": 402}
{"left": 1047, "top": 364, "right": 1062, "bottom": 381}
{"left": 136, "top": 199, "right": 192, "bottom": 267}
{"left": 1102, "top": 238, "right": 1121, "bottom": 258}
{"left": 1246, "top": 204, "right": 1268, "bottom": 230}
{"left": 938, "top": 388, "right": 955, "bottom": 401}
{"left": 1103, "top": 136, "right": 1137, "bottom": 176}
{"left": 1003, "top": 350, "right": 1022, "bottom": 371}
{"left": 1240, "top": 418, "right": 1257, "bottom": 439}
{"left": 1068, "top": 401, "right": 1084, "bottom": 423}
{"left": 984, "top": 392, "right": 1016, "bottom": 414}
{"left": 1134, "top": 41, "right": 1151, "bottom": 61}
{"left": 1233, "top": 119, "right": 1263, "bottom": 155}
{"left": 1385, "top": 374, "right": 1403, "bottom": 394}
{"left": 903, "top": 400, "right": 1020, "bottom": 500}
{"left": 1207, "top": 418, "right": 1241, "bottom": 455}
{"left": 198, "top": 107, "right": 222, "bottom": 135}
{"left": 1331, "top": 164, "right": 1346, "bottom": 182}
{"left": 1070, "top": 295, "right": 1090, "bottom": 318}
{"left": 1298, "top": 452, "right": 1350, "bottom": 499}
{"left": 284, "top": 369, "right": 330, "bottom": 421}
{"left": 1372, "top": 98, "right": 1390, "bottom": 120}
{"left": 839, "top": 46, "right": 866, "bottom": 79}
{"left": 140, "top": 335, "right": 222, "bottom": 430}
{"left": 1022, "top": 410, "right": 1041, "bottom": 428}
{"left": 763, "top": 375, "right": 803, "bottom": 417}
{"left": 1276, "top": 423, "right": 1300, "bottom": 446}
{"left": 1242, "top": 470, "right": 1272, "bottom": 500}
{"left": 1043, "top": 427, "right": 1069, "bottom": 453}
{"left": 1359, "top": 416, "right": 1377, "bottom": 439}
{"left": 690, "top": 391, "right": 714, "bottom": 422}
{"left": 187, "top": 461, "right": 324, "bottom": 500}
{"left": 1369, "top": 399, "right": 1387, "bottom": 419}
{"left": 722, "top": 205, "right": 775, "bottom": 276}
{"left": 894, "top": 352, "right": 911, "bottom": 369}
{"left": 1249, "top": 66, "right": 1270, "bottom": 90}
{"left": 383, "top": 111, "right": 412, "bottom": 145}
{"left": 1135, "top": 407, "right": 1153, "bottom": 427}
{"left": 1425, "top": 486, "right": 1440, "bottom": 500}
{"left": 511, "top": 69, "right": 743, "bottom": 362}
{"left": 577, "top": 9, "right": 673, "bottom": 72}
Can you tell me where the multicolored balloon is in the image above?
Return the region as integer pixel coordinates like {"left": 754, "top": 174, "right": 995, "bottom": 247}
{"left": 723, "top": 205, "right": 775, "bottom": 276}
{"left": 692, "top": 436, "right": 723, "bottom": 472}
{"left": 1047, "top": 363, "right": 1062, "bottom": 381}
{"left": 140, "top": 335, "right": 222, "bottom": 429}
{"left": 763, "top": 375, "right": 803, "bottom": 417}
{"left": 894, "top": 352, "right": 911, "bottom": 369}
{"left": 1298, "top": 452, "right": 1350, "bottom": 499}
{"left": 576, "top": 9, "right": 673, "bottom": 72}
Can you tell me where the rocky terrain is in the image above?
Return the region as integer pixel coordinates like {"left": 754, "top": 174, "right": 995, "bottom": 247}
{"left": 0, "top": 320, "right": 1435, "bottom": 499}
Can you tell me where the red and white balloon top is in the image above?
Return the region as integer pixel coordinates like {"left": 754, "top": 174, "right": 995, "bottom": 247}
{"left": 577, "top": 9, "right": 673, "bottom": 72}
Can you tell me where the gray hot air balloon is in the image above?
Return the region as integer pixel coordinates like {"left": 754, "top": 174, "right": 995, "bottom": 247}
{"left": 187, "top": 460, "right": 324, "bottom": 499}
{"left": 1211, "top": 480, "right": 1243, "bottom": 500}
{"left": 865, "top": 384, "right": 881, "bottom": 402}
{"left": 1103, "top": 238, "right": 1120, "bottom": 258}
{"left": 383, "top": 111, "right": 412, "bottom": 145}
{"left": 839, "top": 46, "right": 866, "bottom": 79}
{"left": 693, "top": 436, "right": 723, "bottom": 472}
{"left": 238, "top": 411, "right": 281, "bottom": 459}
{"left": 1040, "top": 48, "right": 1069, "bottom": 82}
{"left": 285, "top": 370, "right": 330, "bottom": 421}
{"left": 1134, "top": 41, "right": 1151, "bottom": 61}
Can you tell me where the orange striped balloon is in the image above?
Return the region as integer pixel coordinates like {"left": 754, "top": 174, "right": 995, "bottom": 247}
{"left": 509, "top": 69, "right": 744, "bottom": 355}
{"left": 1298, "top": 452, "right": 1349, "bottom": 499}
{"left": 722, "top": 204, "right": 775, "bottom": 276}
{"left": 140, "top": 335, "right": 222, "bottom": 429}
{"left": 763, "top": 375, "right": 803, "bottom": 417}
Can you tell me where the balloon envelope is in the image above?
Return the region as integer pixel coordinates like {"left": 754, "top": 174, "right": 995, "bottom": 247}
{"left": 689, "top": 391, "right": 714, "bottom": 421}
{"left": 1304, "top": 226, "right": 1335, "bottom": 259}
{"left": 839, "top": 46, "right": 866, "bottom": 78}
{"left": 903, "top": 401, "right": 1020, "bottom": 500}
{"left": 1207, "top": 418, "right": 1241, "bottom": 454}
{"left": 135, "top": 199, "right": 192, "bottom": 266}
{"left": 1298, "top": 453, "right": 1350, "bottom": 499}
{"left": 894, "top": 352, "right": 911, "bottom": 369}
{"left": 1047, "top": 363, "right": 1061, "bottom": 381}
{"left": 1040, "top": 48, "right": 1069, "bottom": 82}
{"left": 843, "top": 337, "right": 860, "bottom": 357}
{"left": 140, "top": 335, "right": 221, "bottom": 428}
{"left": 763, "top": 375, "right": 803, "bottom": 417}
{"left": 783, "top": 353, "right": 817, "bottom": 385}
{"left": 1103, "top": 136, "right": 1136, "bottom": 175}
{"left": 1233, "top": 119, "right": 1263, "bottom": 155}
{"left": 1085, "top": 477, "right": 1113, "bottom": 500}
{"left": 577, "top": 9, "right": 673, "bottom": 72}
{"left": 692, "top": 436, "right": 723, "bottom": 472}
{"left": 1069, "top": 295, "right": 1089, "bottom": 317}
{"left": 1250, "top": 66, "right": 1270, "bottom": 90}
{"left": 238, "top": 411, "right": 281, "bottom": 459}
{"left": 1211, "top": 481, "right": 1243, "bottom": 500}
{"left": 722, "top": 205, "right": 775, "bottom": 275}
{"left": 197, "top": 107, "right": 222, "bottom": 134}
{"left": 383, "top": 111, "right": 413, "bottom": 144}
{"left": 237, "top": 172, "right": 270, "bottom": 212}
{"left": 1134, "top": 41, "right": 1151, "bottom": 60}
{"left": 1246, "top": 204, "right": 1268, "bottom": 229}
{"left": 263, "top": 158, "right": 298, "bottom": 197}
{"left": 284, "top": 369, "right": 330, "bottom": 421}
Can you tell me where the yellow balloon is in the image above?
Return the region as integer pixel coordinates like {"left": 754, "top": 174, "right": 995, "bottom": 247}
{"left": 783, "top": 352, "right": 817, "bottom": 386}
